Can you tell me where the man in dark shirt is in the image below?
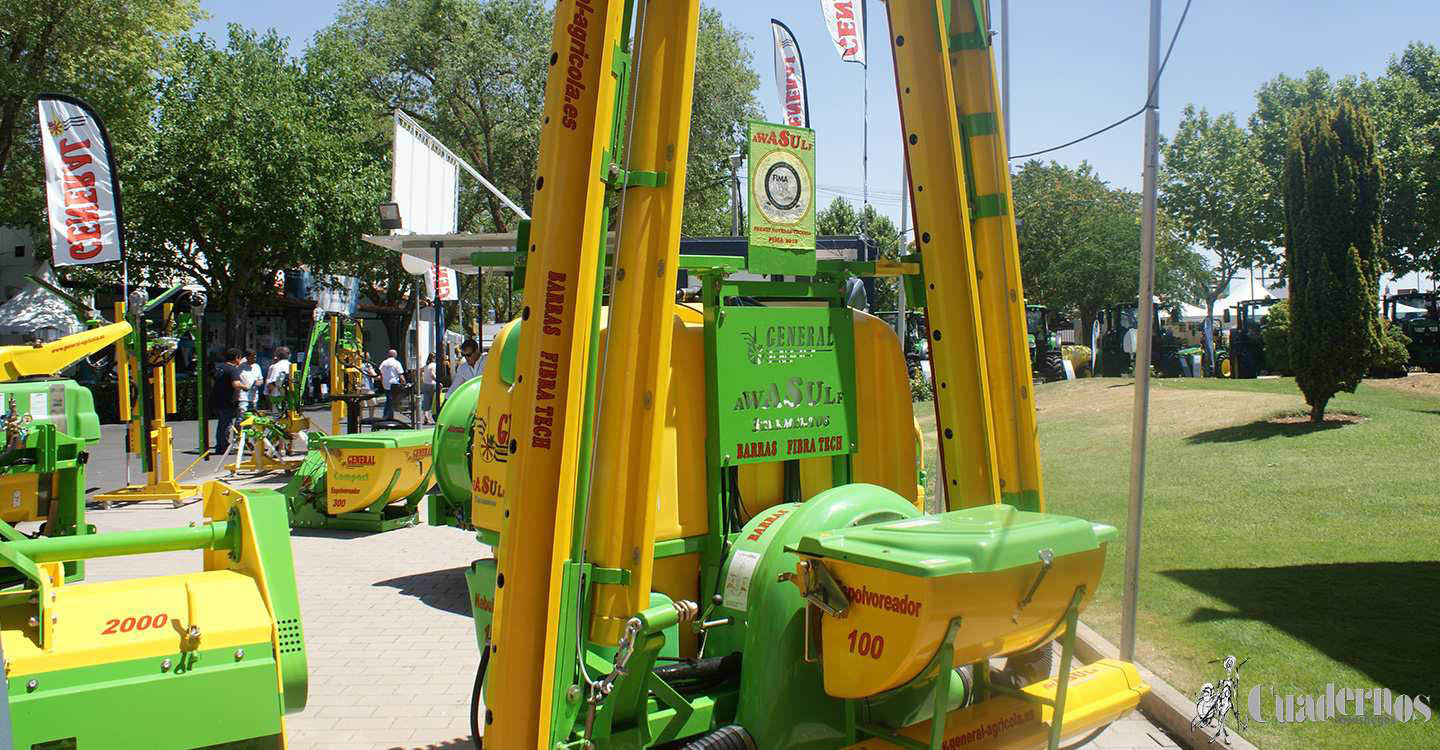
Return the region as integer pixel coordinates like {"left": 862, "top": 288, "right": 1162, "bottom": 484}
{"left": 210, "top": 348, "right": 247, "bottom": 457}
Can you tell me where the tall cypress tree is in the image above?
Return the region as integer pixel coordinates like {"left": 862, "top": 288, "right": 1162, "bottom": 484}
{"left": 1283, "top": 98, "right": 1384, "bottom": 422}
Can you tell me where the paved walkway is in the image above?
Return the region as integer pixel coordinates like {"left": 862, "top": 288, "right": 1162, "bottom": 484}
{"left": 65, "top": 420, "right": 1182, "bottom": 750}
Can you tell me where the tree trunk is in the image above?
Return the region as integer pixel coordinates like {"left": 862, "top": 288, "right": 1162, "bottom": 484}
{"left": 1310, "top": 398, "right": 1327, "bottom": 423}
{"left": 1079, "top": 305, "right": 1098, "bottom": 347}
{"left": 223, "top": 287, "right": 248, "bottom": 350}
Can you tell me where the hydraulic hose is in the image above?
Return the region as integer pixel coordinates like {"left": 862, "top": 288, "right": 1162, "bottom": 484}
{"left": 470, "top": 640, "right": 491, "bottom": 750}
{"left": 678, "top": 724, "right": 756, "bottom": 750}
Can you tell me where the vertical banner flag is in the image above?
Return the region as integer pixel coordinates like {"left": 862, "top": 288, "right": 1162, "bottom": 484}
{"left": 820, "top": 0, "right": 866, "bottom": 66}
{"left": 770, "top": 20, "right": 810, "bottom": 128}
{"left": 425, "top": 265, "right": 459, "bottom": 302}
{"left": 36, "top": 95, "right": 125, "bottom": 267}
{"left": 747, "top": 120, "right": 817, "bottom": 275}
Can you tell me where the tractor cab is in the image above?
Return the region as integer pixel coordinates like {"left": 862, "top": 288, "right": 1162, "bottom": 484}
{"left": 1228, "top": 298, "right": 1282, "bottom": 378}
{"left": 1095, "top": 302, "right": 1181, "bottom": 377}
{"left": 1025, "top": 304, "right": 1066, "bottom": 382}
{"left": 1384, "top": 290, "right": 1440, "bottom": 373}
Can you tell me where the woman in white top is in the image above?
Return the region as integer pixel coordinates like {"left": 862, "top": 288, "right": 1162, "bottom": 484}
{"left": 238, "top": 350, "right": 262, "bottom": 413}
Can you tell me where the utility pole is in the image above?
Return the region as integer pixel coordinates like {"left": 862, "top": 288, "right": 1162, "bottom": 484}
{"left": 1122, "top": 0, "right": 1162, "bottom": 663}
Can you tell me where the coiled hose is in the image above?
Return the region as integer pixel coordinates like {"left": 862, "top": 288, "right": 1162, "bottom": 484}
{"left": 677, "top": 725, "right": 756, "bottom": 750}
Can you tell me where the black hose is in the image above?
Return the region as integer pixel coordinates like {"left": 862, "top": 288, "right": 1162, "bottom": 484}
{"left": 470, "top": 640, "right": 490, "bottom": 750}
{"left": 678, "top": 724, "right": 756, "bottom": 750}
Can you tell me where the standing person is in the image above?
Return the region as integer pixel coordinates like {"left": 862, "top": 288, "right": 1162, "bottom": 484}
{"left": 265, "top": 346, "right": 292, "bottom": 412}
{"left": 238, "top": 350, "right": 262, "bottom": 414}
{"left": 448, "top": 339, "right": 483, "bottom": 397}
{"left": 419, "top": 353, "right": 437, "bottom": 424}
{"left": 379, "top": 349, "right": 406, "bottom": 419}
{"left": 210, "top": 348, "right": 247, "bottom": 457}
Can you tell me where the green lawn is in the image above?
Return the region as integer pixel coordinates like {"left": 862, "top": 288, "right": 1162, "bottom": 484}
{"left": 916, "top": 377, "right": 1440, "bottom": 749}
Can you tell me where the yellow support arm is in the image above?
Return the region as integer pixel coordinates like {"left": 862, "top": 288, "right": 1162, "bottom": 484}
{"left": 887, "top": 0, "right": 1043, "bottom": 510}
{"left": 0, "top": 321, "right": 132, "bottom": 382}
{"left": 886, "top": 0, "right": 1002, "bottom": 509}
{"left": 947, "top": 1, "right": 1044, "bottom": 510}
{"left": 584, "top": 0, "right": 702, "bottom": 646}
{"left": 489, "top": 1, "right": 627, "bottom": 748}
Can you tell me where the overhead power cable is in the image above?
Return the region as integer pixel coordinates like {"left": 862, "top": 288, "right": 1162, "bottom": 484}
{"left": 1008, "top": 0, "right": 1194, "bottom": 160}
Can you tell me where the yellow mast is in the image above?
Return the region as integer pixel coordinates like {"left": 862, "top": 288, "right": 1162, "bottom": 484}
{"left": 584, "top": 0, "right": 701, "bottom": 647}
{"left": 487, "top": 1, "right": 627, "bottom": 748}
{"left": 887, "top": 0, "right": 1043, "bottom": 510}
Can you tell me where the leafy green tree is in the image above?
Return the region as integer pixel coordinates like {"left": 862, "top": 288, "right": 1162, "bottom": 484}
{"left": 310, "top": 0, "right": 760, "bottom": 326}
{"left": 1249, "top": 69, "right": 1348, "bottom": 253}
{"left": 1365, "top": 42, "right": 1440, "bottom": 278}
{"left": 1012, "top": 160, "right": 1201, "bottom": 342}
{"left": 0, "top": 0, "right": 200, "bottom": 235}
{"left": 682, "top": 8, "right": 763, "bottom": 237}
{"left": 1283, "top": 99, "right": 1384, "bottom": 421}
{"left": 1162, "top": 106, "right": 1270, "bottom": 324}
{"left": 126, "top": 27, "right": 387, "bottom": 345}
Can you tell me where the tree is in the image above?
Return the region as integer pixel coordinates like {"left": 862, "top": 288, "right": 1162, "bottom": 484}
{"left": 1283, "top": 98, "right": 1384, "bottom": 422}
{"left": 1012, "top": 160, "right": 1201, "bottom": 342}
{"left": 0, "top": 0, "right": 200, "bottom": 234}
{"left": 126, "top": 27, "right": 388, "bottom": 346}
{"left": 1248, "top": 69, "right": 1348, "bottom": 254}
{"left": 1365, "top": 42, "right": 1440, "bottom": 278}
{"left": 309, "top": 0, "right": 761, "bottom": 326}
{"left": 1162, "top": 106, "right": 1270, "bottom": 327}
{"left": 682, "top": 8, "right": 763, "bottom": 236}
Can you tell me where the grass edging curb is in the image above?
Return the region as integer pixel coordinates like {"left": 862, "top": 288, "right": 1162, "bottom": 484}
{"left": 1074, "top": 620, "right": 1259, "bottom": 750}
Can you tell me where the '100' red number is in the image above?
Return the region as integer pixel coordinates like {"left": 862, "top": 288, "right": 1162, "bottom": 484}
{"left": 101, "top": 613, "right": 169, "bottom": 635}
{"left": 847, "top": 628, "right": 885, "bottom": 658}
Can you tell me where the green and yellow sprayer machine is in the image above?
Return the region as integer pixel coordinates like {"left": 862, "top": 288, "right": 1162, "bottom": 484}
{"left": 421, "top": 1, "right": 1148, "bottom": 748}
{"left": 0, "top": 2, "right": 1154, "bottom": 748}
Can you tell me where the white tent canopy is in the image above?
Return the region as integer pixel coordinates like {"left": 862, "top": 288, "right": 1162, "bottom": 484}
{"left": 0, "top": 263, "right": 84, "bottom": 344}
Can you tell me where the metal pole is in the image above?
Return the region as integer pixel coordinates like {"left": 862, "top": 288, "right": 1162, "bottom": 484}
{"left": 1002, "top": 0, "right": 1011, "bottom": 148}
{"left": 897, "top": 164, "right": 909, "bottom": 343}
{"left": 413, "top": 275, "right": 422, "bottom": 428}
{"left": 432, "top": 241, "right": 442, "bottom": 425}
{"left": 1122, "top": 0, "right": 1162, "bottom": 663}
{"left": 729, "top": 158, "right": 741, "bottom": 237}
{"left": 862, "top": 0, "right": 869, "bottom": 223}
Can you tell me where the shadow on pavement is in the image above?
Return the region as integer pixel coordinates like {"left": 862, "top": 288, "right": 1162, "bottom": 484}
{"left": 1161, "top": 561, "right": 1440, "bottom": 696}
{"left": 289, "top": 527, "right": 370, "bottom": 540}
{"left": 374, "top": 565, "right": 471, "bottom": 616}
{"left": 1184, "top": 417, "right": 1352, "bottom": 444}
{"left": 381, "top": 737, "right": 475, "bottom": 750}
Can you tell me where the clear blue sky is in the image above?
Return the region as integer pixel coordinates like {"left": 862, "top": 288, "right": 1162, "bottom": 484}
{"left": 196, "top": 0, "right": 1438, "bottom": 236}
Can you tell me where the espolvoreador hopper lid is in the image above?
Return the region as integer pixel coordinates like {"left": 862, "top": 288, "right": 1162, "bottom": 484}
{"left": 313, "top": 428, "right": 433, "bottom": 451}
{"left": 789, "top": 504, "right": 1118, "bottom": 578}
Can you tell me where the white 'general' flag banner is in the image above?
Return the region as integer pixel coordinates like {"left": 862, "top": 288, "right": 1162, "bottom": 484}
{"left": 770, "top": 20, "right": 810, "bottom": 128}
{"left": 37, "top": 95, "right": 125, "bottom": 267}
{"left": 820, "top": 0, "right": 866, "bottom": 66}
{"left": 425, "top": 265, "right": 459, "bottom": 302}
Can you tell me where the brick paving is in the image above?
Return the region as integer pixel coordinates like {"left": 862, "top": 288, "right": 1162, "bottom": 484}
{"left": 59, "top": 420, "right": 1181, "bottom": 750}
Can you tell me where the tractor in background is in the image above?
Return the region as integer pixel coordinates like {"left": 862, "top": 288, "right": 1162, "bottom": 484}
{"left": 1384, "top": 290, "right": 1440, "bottom": 373}
{"left": 1228, "top": 298, "right": 1283, "bottom": 379}
{"left": 1095, "top": 302, "right": 1183, "bottom": 378}
{"left": 1026, "top": 304, "right": 1067, "bottom": 382}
